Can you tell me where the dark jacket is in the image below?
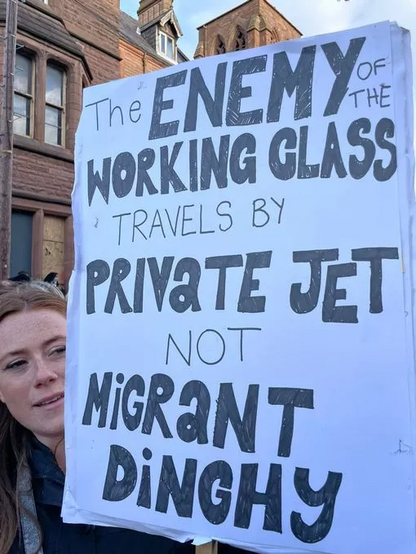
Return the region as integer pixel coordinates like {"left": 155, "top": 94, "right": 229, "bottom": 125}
{"left": 11, "top": 438, "right": 194, "bottom": 554}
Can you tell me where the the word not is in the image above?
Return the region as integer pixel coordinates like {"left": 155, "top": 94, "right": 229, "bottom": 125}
{"left": 165, "top": 327, "right": 262, "bottom": 366}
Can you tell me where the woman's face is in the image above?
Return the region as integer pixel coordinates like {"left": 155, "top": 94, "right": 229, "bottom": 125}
{"left": 0, "top": 308, "right": 66, "bottom": 448}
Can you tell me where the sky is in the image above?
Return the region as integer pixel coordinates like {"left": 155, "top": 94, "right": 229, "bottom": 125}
{"left": 120, "top": 0, "right": 416, "bottom": 68}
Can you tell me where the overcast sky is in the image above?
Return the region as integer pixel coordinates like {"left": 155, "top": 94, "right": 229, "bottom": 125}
{"left": 121, "top": 0, "right": 415, "bottom": 65}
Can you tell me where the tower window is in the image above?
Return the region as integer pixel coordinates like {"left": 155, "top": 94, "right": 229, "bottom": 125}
{"left": 235, "top": 27, "right": 247, "bottom": 50}
{"left": 215, "top": 35, "right": 226, "bottom": 55}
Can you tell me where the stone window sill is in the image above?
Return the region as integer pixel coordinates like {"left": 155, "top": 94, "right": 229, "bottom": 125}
{"left": 14, "top": 135, "right": 74, "bottom": 163}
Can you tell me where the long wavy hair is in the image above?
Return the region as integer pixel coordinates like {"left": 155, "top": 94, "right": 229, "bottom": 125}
{"left": 0, "top": 281, "right": 66, "bottom": 553}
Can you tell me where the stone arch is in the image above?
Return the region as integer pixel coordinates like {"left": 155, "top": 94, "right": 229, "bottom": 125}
{"left": 214, "top": 34, "right": 227, "bottom": 55}
{"left": 234, "top": 25, "right": 247, "bottom": 51}
{"left": 271, "top": 27, "right": 280, "bottom": 43}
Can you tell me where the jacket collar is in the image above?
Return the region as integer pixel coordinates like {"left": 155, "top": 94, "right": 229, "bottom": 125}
{"left": 28, "top": 435, "right": 64, "bottom": 507}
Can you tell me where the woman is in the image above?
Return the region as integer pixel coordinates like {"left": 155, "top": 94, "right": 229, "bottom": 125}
{"left": 0, "top": 281, "right": 194, "bottom": 554}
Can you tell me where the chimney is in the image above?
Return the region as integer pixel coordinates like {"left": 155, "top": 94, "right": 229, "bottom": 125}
{"left": 137, "top": 0, "right": 174, "bottom": 26}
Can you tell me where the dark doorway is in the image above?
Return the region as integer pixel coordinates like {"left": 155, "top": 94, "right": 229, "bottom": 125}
{"left": 10, "top": 210, "right": 33, "bottom": 278}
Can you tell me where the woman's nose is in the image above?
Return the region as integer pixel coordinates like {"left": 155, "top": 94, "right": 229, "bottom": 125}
{"left": 33, "top": 359, "right": 57, "bottom": 386}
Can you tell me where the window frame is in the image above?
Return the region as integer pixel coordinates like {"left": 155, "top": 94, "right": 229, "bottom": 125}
{"left": 159, "top": 30, "right": 176, "bottom": 62}
{"left": 10, "top": 209, "right": 34, "bottom": 279}
{"left": 45, "top": 62, "right": 67, "bottom": 147}
{"left": 235, "top": 26, "right": 247, "bottom": 51}
{"left": 215, "top": 35, "right": 227, "bottom": 55}
{"left": 11, "top": 196, "right": 73, "bottom": 288}
{"left": 13, "top": 52, "right": 35, "bottom": 138}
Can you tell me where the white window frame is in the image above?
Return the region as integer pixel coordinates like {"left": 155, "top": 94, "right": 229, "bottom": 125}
{"left": 45, "top": 63, "right": 66, "bottom": 147}
{"left": 13, "top": 53, "right": 35, "bottom": 138}
{"left": 158, "top": 31, "right": 176, "bottom": 63}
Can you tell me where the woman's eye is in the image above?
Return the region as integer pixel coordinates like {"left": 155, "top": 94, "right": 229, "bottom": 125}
{"left": 5, "top": 360, "right": 27, "bottom": 371}
{"left": 50, "top": 346, "right": 66, "bottom": 356}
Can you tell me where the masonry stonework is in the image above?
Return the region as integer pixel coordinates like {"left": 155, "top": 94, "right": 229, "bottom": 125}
{"left": 194, "top": 0, "right": 301, "bottom": 58}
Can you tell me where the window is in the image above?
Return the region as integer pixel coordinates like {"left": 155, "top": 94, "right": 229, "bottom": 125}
{"left": 235, "top": 27, "right": 247, "bottom": 51}
{"left": 10, "top": 210, "right": 33, "bottom": 278}
{"left": 43, "top": 215, "right": 65, "bottom": 281}
{"left": 45, "top": 64, "right": 65, "bottom": 146}
{"left": 11, "top": 47, "right": 75, "bottom": 150}
{"left": 159, "top": 31, "right": 175, "bottom": 61}
{"left": 215, "top": 35, "right": 226, "bottom": 55}
{"left": 13, "top": 54, "right": 34, "bottom": 137}
{"left": 10, "top": 199, "right": 71, "bottom": 290}
{"left": 271, "top": 28, "right": 279, "bottom": 43}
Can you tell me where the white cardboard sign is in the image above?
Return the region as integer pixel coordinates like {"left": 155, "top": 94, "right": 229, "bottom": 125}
{"left": 64, "top": 22, "right": 416, "bottom": 554}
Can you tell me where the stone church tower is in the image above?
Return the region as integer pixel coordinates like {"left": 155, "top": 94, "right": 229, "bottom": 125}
{"left": 194, "top": 0, "right": 301, "bottom": 58}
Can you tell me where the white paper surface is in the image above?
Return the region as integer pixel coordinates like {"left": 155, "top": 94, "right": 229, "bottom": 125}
{"left": 64, "top": 22, "right": 416, "bottom": 554}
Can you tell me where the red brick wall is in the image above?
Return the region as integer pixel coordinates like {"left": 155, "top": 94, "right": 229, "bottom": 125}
{"left": 196, "top": 0, "right": 300, "bottom": 58}
{"left": 3, "top": 1, "right": 178, "bottom": 284}
{"left": 8, "top": 29, "right": 85, "bottom": 203}
{"left": 13, "top": 149, "right": 74, "bottom": 202}
{"left": 18, "top": 1, "right": 120, "bottom": 86}
{"left": 62, "top": 0, "right": 120, "bottom": 58}
{"left": 120, "top": 39, "right": 169, "bottom": 78}
{"left": 82, "top": 42, "right": 120, "bottom": 85}
{"left": 61, "top": 0, "right": 121, "bottom": 85}
{"left": 203, "top": 0, "right": 256, "bottom": 56}
{"left": 138, "top": 0, "right": 172, "bottom": 26}
{"left": 260, "top": 0, "right": 300, "bottom": 42}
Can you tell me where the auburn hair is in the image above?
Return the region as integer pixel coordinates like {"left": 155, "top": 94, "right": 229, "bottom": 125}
{"left": 0, "top": 282, "right": 66, "bottom": 553}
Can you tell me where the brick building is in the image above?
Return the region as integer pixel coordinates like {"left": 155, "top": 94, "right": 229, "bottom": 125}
{"left": 120, "top": 0, "right": 187, "bottom": 78}
{"left": 194, "top": 0, "right": 301, "bottom": 59}
{"left": 0, "top": 0, "right": 184, "bottom": 288}
{"left": 0, "top": 0, "right": 298, "bottom": 288}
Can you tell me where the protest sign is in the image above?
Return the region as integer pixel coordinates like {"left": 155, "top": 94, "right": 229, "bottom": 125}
{"left": 64, "top": 21, "right": 416, "bottom": 554}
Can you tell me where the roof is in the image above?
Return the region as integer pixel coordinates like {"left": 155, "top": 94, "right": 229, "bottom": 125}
{"left": 263, "top": 0, "right": 301, "bottom": 35}
{"left": 139, "top": 9, "right": 182, "bottom": 37}
{"left": 120, "top": 11, "right": 168, "bottom": 62}
{"left": 196, "top": 0, "right": 301, "bottom": 36}
{"left": 177, "top": 48, "right": 189, "bottom": 63}
{"left": 0, "top": 0, "right": 89, "bottom": 63}
{"left": 120, "top": 11, "right": 188, "bottom": 64}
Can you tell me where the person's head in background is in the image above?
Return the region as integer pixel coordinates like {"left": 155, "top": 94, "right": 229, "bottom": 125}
{"left": 0, "top": 281, "right": 67, "bottom": 553}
